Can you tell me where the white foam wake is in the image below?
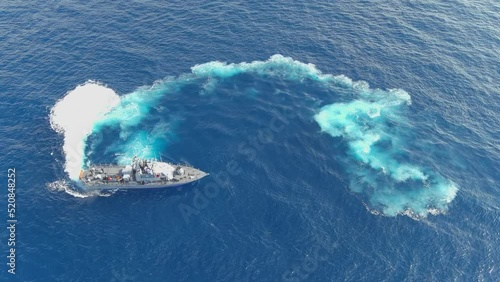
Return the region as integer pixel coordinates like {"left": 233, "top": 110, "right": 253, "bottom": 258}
{"left": 46, "top": 180, "right": 115, "bottom": 198}
{"left": 50, "top": 81, "right": 120, "bottom": 180}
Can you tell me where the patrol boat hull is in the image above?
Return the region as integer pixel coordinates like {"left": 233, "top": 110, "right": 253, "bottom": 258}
{"left": 78, "top": 158, "right": 208, "bottom": 190}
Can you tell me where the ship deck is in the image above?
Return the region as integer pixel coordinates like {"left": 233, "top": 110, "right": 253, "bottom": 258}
{"left": 79, "top": 163, "right": 208, "bottom": 190}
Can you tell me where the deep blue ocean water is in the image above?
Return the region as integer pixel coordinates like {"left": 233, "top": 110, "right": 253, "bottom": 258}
{"left": 1, "top": 1, "right": 499, "bottom": 281}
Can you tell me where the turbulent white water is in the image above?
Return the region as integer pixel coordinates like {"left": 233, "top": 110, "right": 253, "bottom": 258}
{"left": 50, "top": 81, "right": 120, "bottom": 180}
{"left": 314, "top": 87, "right": 458, "bottom": 217}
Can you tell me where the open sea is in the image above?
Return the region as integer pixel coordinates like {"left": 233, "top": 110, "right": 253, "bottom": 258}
{"left": 0, "top": 1, "right": 499, "bottom": 281}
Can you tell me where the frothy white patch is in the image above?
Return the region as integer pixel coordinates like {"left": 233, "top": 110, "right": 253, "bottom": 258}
{"left": 46, "top": 180, "right": 114, "bottom": 198}
{"left": 50, "top": 81, "right": 120, "bottom": 180}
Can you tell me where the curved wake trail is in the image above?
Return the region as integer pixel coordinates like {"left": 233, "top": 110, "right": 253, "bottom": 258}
{"left": 50, "top": 82, "right": 120, "bottom": 180}
{"left": 314, "top": 87, "right": 458, "bottom": 218}
{"left": 49, "top": 55, "right": 458, "bottom": 218}
{"left": 192, "top": 55, "right": 458, "bottom": 217}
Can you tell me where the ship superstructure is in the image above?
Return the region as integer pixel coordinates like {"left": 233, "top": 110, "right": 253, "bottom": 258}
{"left": 79, "top": 157, "right": 208, "bottom": 189}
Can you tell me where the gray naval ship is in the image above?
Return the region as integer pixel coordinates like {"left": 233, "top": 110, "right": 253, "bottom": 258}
{"left": 79, "top": 156, "right": 208, "bottom": 190}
